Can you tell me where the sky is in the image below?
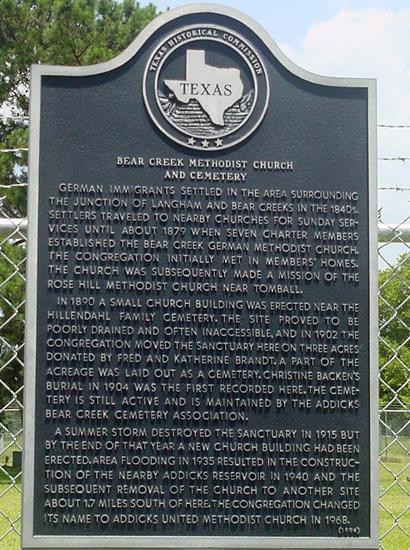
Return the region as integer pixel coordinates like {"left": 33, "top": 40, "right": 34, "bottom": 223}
{"left": 143, "top": 0, "right": 410, "bottom": 264}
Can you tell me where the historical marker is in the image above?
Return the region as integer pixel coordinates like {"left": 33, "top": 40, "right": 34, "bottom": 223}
{"left": 22, "top": 4, "right": 378, "bottom": 549}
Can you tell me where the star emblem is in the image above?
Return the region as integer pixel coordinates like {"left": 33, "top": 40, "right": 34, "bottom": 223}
{"left": 201, "top": 139, "right": 209, "bottom": 148}
{"left": 187, "top": 137, "right": 196, "bottom": 146}
{"left": 215, "top": 138, "right": 223, "bottom": 147}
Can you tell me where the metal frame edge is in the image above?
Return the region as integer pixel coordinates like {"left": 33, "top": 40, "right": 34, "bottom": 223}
{"left": 367, "top": 79, "right": 379, "bottom": 549}
{"left": 22, "top": 63, "right": 42, "bottom": 548}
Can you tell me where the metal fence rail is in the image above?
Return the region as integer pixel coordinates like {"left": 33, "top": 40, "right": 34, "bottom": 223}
{"left": 0, "top": 204, "right": 409, "bottom": 548}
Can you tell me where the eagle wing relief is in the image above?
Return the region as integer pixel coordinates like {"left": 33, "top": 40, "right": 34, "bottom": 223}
{"left": 158, "top": 90, "right": 178, "bottom": 116}
{"left": 239, "top": 89, "right": 255, "bottom": 112}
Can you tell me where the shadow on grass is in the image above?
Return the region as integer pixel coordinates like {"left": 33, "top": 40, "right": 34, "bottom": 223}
{"left": 0, "top": 467, "right": 21, "bottom": 485}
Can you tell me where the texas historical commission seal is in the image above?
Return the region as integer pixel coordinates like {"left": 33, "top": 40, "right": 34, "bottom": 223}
{"left": 143, "top": 25, "right": 269, "bottom": 151}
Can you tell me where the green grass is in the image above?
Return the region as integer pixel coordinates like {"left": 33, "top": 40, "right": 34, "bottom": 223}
{"left": 379, "top": 437, "right": 410, "bottom": 550}
{"left": 0, "top": 430, "right": 23, "bottom": 550}
{"left": 380, "top": 436, "right": 410, "bottom": 463}
{"left": 0, "top": 443, "right": 408, "bottom": 550}
{"left": 0, "top": 466, "right": 21, "bottom": 550}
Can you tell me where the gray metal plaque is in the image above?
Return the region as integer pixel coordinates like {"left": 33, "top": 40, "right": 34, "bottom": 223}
{"left": 22, "top": 4, "right": 378, "bottom": 549}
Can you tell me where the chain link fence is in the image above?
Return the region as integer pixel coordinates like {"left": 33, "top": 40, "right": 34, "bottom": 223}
{"left": 0, "top": 175, "right": 409, "bottom": 548}
{"left": 0, "top": 201, "right": 25, "bottom": 548}
{"left": 377, "top": 212, "right": 410, "bottom": 549}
